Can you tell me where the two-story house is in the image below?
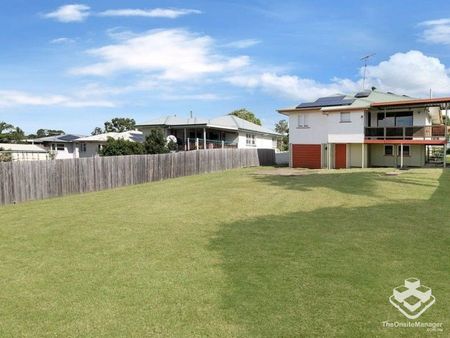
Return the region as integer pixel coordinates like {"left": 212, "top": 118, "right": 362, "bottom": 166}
{"left": 278, "top": 89, "right": 449, "bottom": 169}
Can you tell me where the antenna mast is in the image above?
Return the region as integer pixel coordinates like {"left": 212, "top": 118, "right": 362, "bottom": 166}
{"left": 360, "top": 53, "right": 376, "bottom": 90}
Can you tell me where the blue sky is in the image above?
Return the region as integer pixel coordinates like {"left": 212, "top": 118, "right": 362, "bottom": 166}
{"left": 2, "top": 0, "right": 450, "bottom": 134}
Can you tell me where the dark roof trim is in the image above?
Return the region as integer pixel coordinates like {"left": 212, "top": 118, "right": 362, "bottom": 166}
{"left": 371, "top": 97, "right": 450, "bottom": 107}
{"left": 136, "top": 123, "right": 208, "bottom": 128}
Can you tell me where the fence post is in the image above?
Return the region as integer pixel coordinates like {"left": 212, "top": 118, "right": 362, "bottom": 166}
{"left": 0, "top": 149, "right": 276, "bottom": 206}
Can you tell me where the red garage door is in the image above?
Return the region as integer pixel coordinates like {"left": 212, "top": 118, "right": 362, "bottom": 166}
{"left": 335, "top": 144, "right": 347, "bottom": 169}
{"left": 292, "top": 144, "right": 321, "bottom": 169}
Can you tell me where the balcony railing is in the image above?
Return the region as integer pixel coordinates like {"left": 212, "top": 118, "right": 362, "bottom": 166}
{"left": 365, "top": 125, "right": 447, "bottom": 140}
{"left": 185, "top": 138, "right": 238, "bottom": 150}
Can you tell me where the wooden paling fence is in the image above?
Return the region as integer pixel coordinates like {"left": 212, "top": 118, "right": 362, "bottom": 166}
{"left": 0, "top": 148, "right": 275, "bottom": 206}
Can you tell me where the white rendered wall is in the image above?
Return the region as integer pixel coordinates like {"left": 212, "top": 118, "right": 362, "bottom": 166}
{"left": 288, "top": 112, "right": 328, "bottom": 144}
{"left": 327, "top": 111, "right": 365, "bottom": 143}
{"left": 237, "top": 132, "right": 276, "bottom": 149}
{"left": 289, "top": 111, "right": 365, "bottom": 144}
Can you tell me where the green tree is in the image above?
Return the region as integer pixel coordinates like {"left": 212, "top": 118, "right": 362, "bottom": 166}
{"left": 275, "top": 120, "right": 289, "bottom": 135}
{"left": 9, "top": 127, "right": 25, "bottom": 143}
{"left": 144, "top": 129, "right": 169, "bottom": 154}
{"left": 167, "top": 140, "right": 178, "bottom": 151}
{"left": 0, "top": 122, "right": 14, "bottom": 142}
{"left": 229, "top": 109, "right": 262, "bottom": 126}
{"left": 91, "top": 127, "right": 103, "bottom": 136}
{"left": 0, "top": 122, "right": 25, "bottom": 143}
{"left": 0, "top": 122, "right": 14, "bottom": 134}
{"left": 275, "top": 120, "right": 289, "bottom": 151}
{"left": 99, "top": 138, "right": 145, "bottom": 157}
{"left": 104, "top": 118, "right": 136, "bottom": 133}
{"left": 34, "top": 129, "right": 65, "bottom": 138}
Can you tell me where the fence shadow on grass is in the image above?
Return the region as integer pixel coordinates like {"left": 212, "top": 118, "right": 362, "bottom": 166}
{"left": 209, "top": 170, "right": 450, "bottom": 337}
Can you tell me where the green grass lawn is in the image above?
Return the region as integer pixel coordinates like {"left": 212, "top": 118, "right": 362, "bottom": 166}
{"left": 0, "top": 168, "right": 449, "bottom": 337}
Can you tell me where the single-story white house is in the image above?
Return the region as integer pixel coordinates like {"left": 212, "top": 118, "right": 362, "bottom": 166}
{"left": 0, "top": 143, "right": 49, "bottom": 161}
{"left": 76, "top": 131, "right": 144, "bottom": 157}
{"left": 28, "top": 134, "right": 84, "bottom": 159}
{"left": 136, "top": 115, "right": 280, "bottom": 150}
{"left": 28, "top": 131, "right": 143, "bottom": 158}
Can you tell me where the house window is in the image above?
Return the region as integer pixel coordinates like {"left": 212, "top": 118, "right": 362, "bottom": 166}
{"left": 377, "top": 111, "right": 413, "bottom": 127}
{"left": 384, "top": 145, "right": 394, "bottom": 156}
{"left": 246, "top": 133, "right": 256, "bottom": 146}
{"left": 340, "top": 112, "right": 351, "bottom": 123}
{"left": 297, "top": 113, "right": 308, "bottom": 127}
{"left": 56, "top": 143, "right": 65, "bottom": 151}
{"left": 80, "top": 143, "right": 87, "bottom": 152}
{"left": 398, "top": 145, "right": 410, "bottom": 156}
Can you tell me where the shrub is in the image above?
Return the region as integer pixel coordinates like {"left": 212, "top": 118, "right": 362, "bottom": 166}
{"left": 144, "top": 129, "right": 170, "bottom": 154}
{"left": 99, "top": 138, "right": 145, "bottom": 156}
{"left": 0, "top": 148, "right": 12, "bottom": 162}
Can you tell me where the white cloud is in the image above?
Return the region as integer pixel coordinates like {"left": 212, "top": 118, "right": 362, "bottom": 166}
{"left": 99, "top": 8, "right": 201, "bottom": 19}
{"left": 106, "top": 27, "right": 137, "bottom": 41}
{"left": 223, "top": 39, "right": 261, "bottom": 49}
{"left": 365, "top": 50, "right": 450, "bottom": 96}
{"left": 226, "top": 73, "right": 359, "bottom": 101}
{"left": 228, "top": 50, "right": 450, "bottom": 100}
{"left": 419, "top": 18, "right": 450, "bottom": 45}
{"left": 44, "top": 4, "right": 90, "bottom": 23}
{"left": 0, "top": 90, "right": 115, "bottom": 108}
{"left": 160, "top": 93, "right": 222, "bottom": 101}
{"left": 71, "top": 29, "right": 250, "bottom": 80}
{"left": 50, "top": 37, "right": 76, "bottom": 44}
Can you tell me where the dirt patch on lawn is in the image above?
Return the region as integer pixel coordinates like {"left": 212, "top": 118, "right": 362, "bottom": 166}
{"left": 254, "top": 167, "right": 318, "bottom": 176}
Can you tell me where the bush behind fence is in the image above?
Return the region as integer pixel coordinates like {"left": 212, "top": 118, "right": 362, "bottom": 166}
{"left": 0, "top": 148, "right": 275, "bottom": 206}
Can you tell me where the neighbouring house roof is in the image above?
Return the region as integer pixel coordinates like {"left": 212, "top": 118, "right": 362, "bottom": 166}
{"left": 137, "top": 115, "right": 280, "bottom": 136}
{"left": 0, "top": 143, "right": 47, "bottom": 153}
{"left": 208, "top": 115, "right": 279, "bottom": 135}
{"left": 30, "top": 134, "right": 85, "bottom": 143}
{"left": 371, "top": 97, "right": 450, "bottom": 107}
{"left": 76, "top": 131, "right": 144, "bottom": 143}
{"left": 278, "top": 90, "right": 415, "bottom": 114}
{"left": 139, "top": 115, "right": 208, "bottom": 126}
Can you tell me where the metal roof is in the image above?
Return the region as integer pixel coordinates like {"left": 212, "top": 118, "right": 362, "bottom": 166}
{"left": 371, "top": 97, "right": 450, "bottom": 107}
{"left": 77, "top": 131, "right": 144, "bottom": 143}
{"left": 0, "top": 143, "right": 47, "bottom": 153}
{"left": 31, "top": 134, "right": 84, "bottom": 143}
{"left": 137, "top": 115, "right": 280, "bottom": 136}
{"left": 280, "top": 90, "right": 416, "bottom": 114}
{"left": 137, "top": 115, "right": 208, "bottom": 126}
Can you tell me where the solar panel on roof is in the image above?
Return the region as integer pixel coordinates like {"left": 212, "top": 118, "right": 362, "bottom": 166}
{"left": 59, "top": 134, "right": 81, "bottom": 141}
{"left": 354, "top": 90, "right": 371, "bottom": 98}
{"left": 130, "top": 134, "right": 144, "bottom": 142}
{"left": 296, "top": 95, "right": 355, "bottom": 109}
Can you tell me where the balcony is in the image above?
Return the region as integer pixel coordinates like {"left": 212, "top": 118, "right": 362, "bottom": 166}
{"left": 185, "top": 138, "right": 238, "bottom": 150}
{"left": 365, "top": 125, "right": 447, "bottom": 141}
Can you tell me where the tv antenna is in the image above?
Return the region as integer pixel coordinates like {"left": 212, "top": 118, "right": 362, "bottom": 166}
{"left": 360, "top": 53, "right": 376, "bottom": 90}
